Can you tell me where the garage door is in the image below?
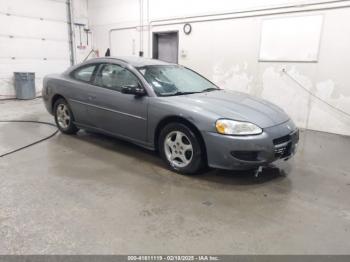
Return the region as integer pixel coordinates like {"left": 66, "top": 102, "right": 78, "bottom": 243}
{"left": 0, "top": 0, "right": 71, "bottom": 98}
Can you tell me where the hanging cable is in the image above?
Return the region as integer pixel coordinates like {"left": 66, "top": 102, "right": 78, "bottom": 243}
{"left": 282, "top": 68, "right": 350, "bottom": 118}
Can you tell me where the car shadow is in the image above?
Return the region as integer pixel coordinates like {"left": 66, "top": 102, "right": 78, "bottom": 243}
{"left": 195, "top": 164, "right": 289, "bottom": 186}
{"left": 66, "top": 130, "right": 290, "bottom": 186}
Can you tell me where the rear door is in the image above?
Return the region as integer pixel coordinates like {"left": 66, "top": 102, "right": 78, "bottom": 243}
{"left": 86, "top": 63, "right": 148, "bottom": 143}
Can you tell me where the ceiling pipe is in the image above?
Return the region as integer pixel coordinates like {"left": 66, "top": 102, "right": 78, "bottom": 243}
{"left": 150, "top": 0, "right": 349, "bottom": 24}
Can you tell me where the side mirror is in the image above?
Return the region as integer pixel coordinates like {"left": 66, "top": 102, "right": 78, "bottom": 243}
{"left": 121, "top": 84, "right": 146, "bottom": 96}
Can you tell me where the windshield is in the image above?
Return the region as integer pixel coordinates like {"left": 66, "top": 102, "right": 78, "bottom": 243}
{"left": 137, "top": 65, "right": 219, "bottom": 96}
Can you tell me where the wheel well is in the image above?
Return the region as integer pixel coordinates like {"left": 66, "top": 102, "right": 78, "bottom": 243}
{"left": 154, "top": 116, "right": 207, "bottom": 161}
{"left": 51, "top": 94, "right": 65, "bottom": 112}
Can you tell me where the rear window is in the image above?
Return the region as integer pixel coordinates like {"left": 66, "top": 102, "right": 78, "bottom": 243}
{"left": 72, "top": 65, "right": 96, "bottom": 83}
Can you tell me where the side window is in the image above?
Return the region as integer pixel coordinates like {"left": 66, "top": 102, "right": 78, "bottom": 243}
{"left": 95, "top": 64, "right": 140, "bottom": 92}
{"left": 72, "top": 65, "right": 96, "bottom": 83}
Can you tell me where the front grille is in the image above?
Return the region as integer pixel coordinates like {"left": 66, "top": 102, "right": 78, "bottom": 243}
{"left": 273, "top": 135, "right": 290, "bottom": 145}
{"left": 231, "top": 151, "right": 259, "bottom": 161}
{"left": 274, "top": 143, "right": 292, "bottom": 158}
{"left": 273, "top": 132, "right": 297, "bottom": 158}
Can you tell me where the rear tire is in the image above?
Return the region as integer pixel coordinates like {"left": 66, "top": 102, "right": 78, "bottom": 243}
{"left": 54, "top": 98, "right": 79, "bottom": 134}
{"left": 159, "top": 123, "right": 205, "bottom": 174}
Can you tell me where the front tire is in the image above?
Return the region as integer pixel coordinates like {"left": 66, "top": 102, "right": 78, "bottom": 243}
{"left": 159, "top": 123, "right": 205, "bottom": 174}
{"left": 54, "top": 98, "right": 78, "bottom": 134}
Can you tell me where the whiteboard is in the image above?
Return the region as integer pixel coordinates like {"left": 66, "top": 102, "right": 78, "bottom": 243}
{"left": 259, "top": 15, "right": 323, "bottom": 62}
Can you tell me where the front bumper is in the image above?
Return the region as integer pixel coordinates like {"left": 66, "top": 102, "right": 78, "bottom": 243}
{"left": 202, "top": 119, "right": 299, "bottom": 170}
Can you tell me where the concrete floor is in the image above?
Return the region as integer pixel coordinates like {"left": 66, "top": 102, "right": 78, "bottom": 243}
{"left": 0, "top": 98, "right": 349, "bottom": 254}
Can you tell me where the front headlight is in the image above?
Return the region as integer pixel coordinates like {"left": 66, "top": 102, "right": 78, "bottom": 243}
{"left": 215, "top": 119, "right": 262, "bottom": 135}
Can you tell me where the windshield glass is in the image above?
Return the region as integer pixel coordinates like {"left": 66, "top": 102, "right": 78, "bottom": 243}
{"left": 137, "top": 65, "right": 219, "bottom": 96}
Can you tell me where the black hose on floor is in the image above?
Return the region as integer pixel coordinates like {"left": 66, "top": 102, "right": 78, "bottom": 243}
{"left": 0, "top": 98, "right": 17, "bottom": 101}
{"left": 0, "top": 120, "right": 59, "bottom": 158}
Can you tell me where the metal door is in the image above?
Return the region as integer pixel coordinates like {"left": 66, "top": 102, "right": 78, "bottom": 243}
{"left": 153, "top": 32, "right": 179, "bottom": 63}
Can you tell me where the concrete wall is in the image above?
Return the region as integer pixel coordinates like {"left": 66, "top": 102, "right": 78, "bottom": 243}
{"left": 92, "top": 1, "right": 350, "bottom": 136}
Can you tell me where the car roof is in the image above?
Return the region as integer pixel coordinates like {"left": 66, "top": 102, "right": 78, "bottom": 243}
{"left": 87, "top": 56, "right": 175, "bottom": 67}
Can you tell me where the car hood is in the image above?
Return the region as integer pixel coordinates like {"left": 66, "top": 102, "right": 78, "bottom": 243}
{"left": 163, "top": 90, "right": 290, "bottom": 128}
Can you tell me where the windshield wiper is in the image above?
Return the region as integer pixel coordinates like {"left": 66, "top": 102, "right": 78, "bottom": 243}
{"left": 162, "top": 91, "right": 200, "bottom": 96}
{"left": 201, "top": 87, "right": 219, "bottom": 92}
{"left": 161, "top": 88, "right": 219, "bottom": 96}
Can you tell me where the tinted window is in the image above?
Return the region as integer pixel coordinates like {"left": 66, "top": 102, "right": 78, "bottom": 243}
{"left": 95, "top": 64, "right": 139, "bottom": 92}
{"left": 73, "top": 65, "right": 96, "bottom": 82}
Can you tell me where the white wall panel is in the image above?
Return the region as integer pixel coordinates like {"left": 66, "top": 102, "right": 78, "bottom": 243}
{"left": 0, "top": 0, "right": 71, "bottom": 97}
{"left": 0, "top": 59, "right": 69, "bottom": 78}
{"left": 0, "top": 16, "right": 68, "bottom": 40}
{"left": 0, "top": 0, "right": 67, "bottom": 21}
{"left": 0, "top": 38, "right": 69, "bottom": 59}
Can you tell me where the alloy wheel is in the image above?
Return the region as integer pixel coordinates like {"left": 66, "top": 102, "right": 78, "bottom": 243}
{"left": 164, "top": 131, "right": 193, "bottom": 168}
{"left": 56, "top": 104, "right": 71, "bottom": 129}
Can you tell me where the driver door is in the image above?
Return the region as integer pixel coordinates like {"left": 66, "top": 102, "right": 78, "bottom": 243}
{"left": 86, "top": 63, "right": 148, "bottom": 143}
